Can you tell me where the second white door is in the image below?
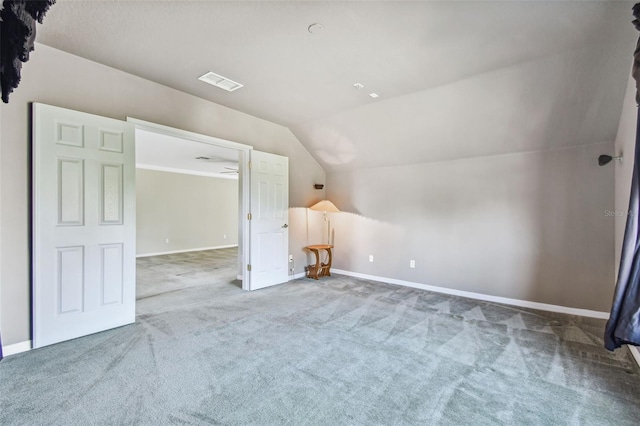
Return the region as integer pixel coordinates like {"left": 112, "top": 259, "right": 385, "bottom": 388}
{"left": 249, "top": 150, "right": 289, "bottom": 290}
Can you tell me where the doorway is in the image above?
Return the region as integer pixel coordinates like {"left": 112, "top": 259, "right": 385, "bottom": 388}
{"left": 134, "top": 128, "right": 242, "bottom": 314}
{"left": 127, "top": 118, "right": 253, "bottom": 290}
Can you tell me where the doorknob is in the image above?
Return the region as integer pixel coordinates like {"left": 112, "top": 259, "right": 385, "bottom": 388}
{"left": 282, "top": 224, "right": 289, "bottom": 228}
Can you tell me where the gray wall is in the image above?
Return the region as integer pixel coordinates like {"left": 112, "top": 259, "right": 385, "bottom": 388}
{"left": 0, "top": 44, "right": 325, "bottom": 346}
{"left": 327, "top": 142, "right": 615, "bottom": 312}
{"left": 614, "top": 73, "right": 637, "bottom": 281}
{"left": 136, "top": 169, "right": 238, "bottom": 256}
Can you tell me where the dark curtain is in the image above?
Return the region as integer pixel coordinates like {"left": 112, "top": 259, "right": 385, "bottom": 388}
{"left": 604, "top": 4, "right": 640, "bottom": 351}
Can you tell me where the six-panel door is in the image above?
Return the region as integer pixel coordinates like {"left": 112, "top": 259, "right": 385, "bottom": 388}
{"left": 249, "top": 150, "right": 289, "bottom": 290}
{"left": 33, "top": 103, "right": 136, "bottom": 348}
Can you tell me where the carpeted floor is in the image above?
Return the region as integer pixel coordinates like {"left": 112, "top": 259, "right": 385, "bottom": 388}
{"left": 136, "top": 248, "right": 241, "bottom": 316}
{"left": 1, "top": 249, "right": 639, "bottom": 425}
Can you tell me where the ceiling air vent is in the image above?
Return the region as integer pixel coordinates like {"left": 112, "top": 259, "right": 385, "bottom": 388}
{"left": 198, "top": 71, "right": 244, "bottom": 92}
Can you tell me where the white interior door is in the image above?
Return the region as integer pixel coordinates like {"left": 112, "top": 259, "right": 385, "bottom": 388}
{"left": 249, "top": 150, "right": 289, "bottom": 290}
{"left": 33, "top": 103, "right": 136, "bottom": 348}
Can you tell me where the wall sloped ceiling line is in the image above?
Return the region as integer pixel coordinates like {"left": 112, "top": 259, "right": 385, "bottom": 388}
{"left": 34, "top": 1, "right": 637, "bottom": 173}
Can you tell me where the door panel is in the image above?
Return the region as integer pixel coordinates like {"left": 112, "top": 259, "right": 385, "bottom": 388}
{"left": 249, "top": 150, "right": 289, "bottom": 290}
{"left": 56, "top": 246, "right": 85, "bottom": 314}
{"left": 33, "top": 103, "right": 136, "bottom": 348}
{"left": 100, "top": 243, "right": 124, "bottom": 306}
{"left": 57, "top": 158, "right": 84, "bottom": 225}
{"left": 100, "top": 163, "right": 123, "bottom": 224}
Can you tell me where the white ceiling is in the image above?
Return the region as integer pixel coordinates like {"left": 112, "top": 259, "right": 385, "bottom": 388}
{"left": 135, "top": 129, "right": 239, "bottom": 179}
{"left": 37, "top": 1, "right": 638, "bottom": 172}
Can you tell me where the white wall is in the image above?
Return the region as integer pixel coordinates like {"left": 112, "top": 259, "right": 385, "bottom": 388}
{"left": 327, "top": 142, "right": 615, "bottom": 312}
{"left": 136, "top": 169, "right": 238, "bottom": 255}
{"left": 0, "top": 44, "right": 325, "bottom": 346}
{"left": 614, "top": 72, "right": 637, "bottom": 280}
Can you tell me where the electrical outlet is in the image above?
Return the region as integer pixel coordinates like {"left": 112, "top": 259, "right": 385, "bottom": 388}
{"left": 223, "top": 234, "right": 227, "bottom": 239}
{"left": 410, "top": 260, "right": 416, "bottom": 268}
{"left": 288, "top": 254, "right": 293, "bottom": 262}
{"left": 165, "top": 238, "right": 169, "bottom": 244}
{"left": 369, "top": 255, "right": 374, "bottom": 262}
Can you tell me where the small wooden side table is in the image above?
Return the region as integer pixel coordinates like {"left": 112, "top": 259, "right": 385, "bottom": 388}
{"left": 305, "top": 244, "right": 334, "bottom": 279}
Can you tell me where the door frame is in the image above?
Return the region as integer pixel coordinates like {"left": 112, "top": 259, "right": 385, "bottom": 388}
{"left": 126, "top": 118, "right": 253, "bottom": 291}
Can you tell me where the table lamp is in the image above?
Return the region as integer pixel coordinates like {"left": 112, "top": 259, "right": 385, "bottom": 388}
{"left": 309, "top": 200, "right": 340, "bottom": 245}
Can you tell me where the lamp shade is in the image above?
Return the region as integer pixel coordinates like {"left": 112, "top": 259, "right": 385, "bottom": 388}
{"left": 309, "top": 200, "right": 340, "bottom": 213}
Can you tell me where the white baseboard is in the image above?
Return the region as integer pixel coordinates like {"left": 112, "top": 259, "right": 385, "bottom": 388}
{"left": 628, "top": 345, "right": 640, "bottom": 367}
{"left": 2, "top": 340, "right": 32, "bottom": 357}
{"left": 137, "top": 245, "right": 238, "bottom": 258}
{"left": 331, "top": 269, "right": 610, "bottom": 320}
{"left": 237, "top": 274, "right": 243, "bottom": 281}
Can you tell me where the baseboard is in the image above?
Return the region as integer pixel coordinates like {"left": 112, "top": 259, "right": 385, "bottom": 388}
{"left": 136, "top": 245, "right": 238, "bottom": 258}
{"left": 2, "top": 340, "right": 32, "bottom": 357}
{"left": 628, "top": 345, "right": 640, "bottom": 368}
{"left": 331, "top": 269, "right": 610, "bottom": 320}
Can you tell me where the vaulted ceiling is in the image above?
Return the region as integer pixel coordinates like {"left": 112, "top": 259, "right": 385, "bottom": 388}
{"left": 37, "top": 0, "right": 637, "bottom": 172}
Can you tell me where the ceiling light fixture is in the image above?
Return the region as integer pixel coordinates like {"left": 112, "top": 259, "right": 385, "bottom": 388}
{"left": 369, "top": 93, "right": 379, "bottom": 98}
{"left": 195, "top": 156, "right": 233, "bottom": 163}
{"left": 198, "top": 71, "right": 243, "bottom": 92}
{"left": 353, "top": 83, "right": 364, "bottom": 89}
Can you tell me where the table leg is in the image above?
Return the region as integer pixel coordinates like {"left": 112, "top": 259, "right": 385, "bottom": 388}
{"left": 308, "top": 248, "right": 321, "bottom": 279}
{"left": 320, "top": 247, "right": 333, "bottom": 277}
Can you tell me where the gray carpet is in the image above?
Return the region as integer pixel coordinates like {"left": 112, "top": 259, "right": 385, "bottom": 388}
{"left": 1, "top": 249, "right": 639, "bottom": 425}
{"left": 136, "top": 248, "right": 241, "bottom": 317}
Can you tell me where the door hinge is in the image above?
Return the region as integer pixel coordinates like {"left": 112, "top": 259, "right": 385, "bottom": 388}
{"left": 248, "top": 161, "right": 252, "bottom": 169}
{"left": 247, "top": 264, "right": 252, "bottom": 271}
{"left": 247, "top": 213, "right": 252, "bottom": 220}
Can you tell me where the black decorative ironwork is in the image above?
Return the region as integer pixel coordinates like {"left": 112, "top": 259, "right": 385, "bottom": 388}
{"left": 0, "top": 0, "right": 56, "bottom": 103}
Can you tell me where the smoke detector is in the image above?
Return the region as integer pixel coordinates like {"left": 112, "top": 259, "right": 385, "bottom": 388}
{"left": 308, "top": 23, "right": 324, "bottom": 34}
{"left": 198, "top": 71, "right": 243, "bottom": 92}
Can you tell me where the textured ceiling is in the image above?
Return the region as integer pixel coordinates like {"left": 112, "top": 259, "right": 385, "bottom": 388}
{"left": 37, "top": 1, "right": 637, "bottom": 172}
